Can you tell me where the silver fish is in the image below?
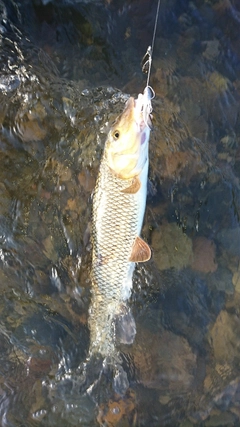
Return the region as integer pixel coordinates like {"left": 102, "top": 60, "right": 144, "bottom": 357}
{"left": 89, "top": 87, "right": 153, "bottom": 358}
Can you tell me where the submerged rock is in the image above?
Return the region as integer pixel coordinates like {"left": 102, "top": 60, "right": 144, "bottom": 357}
{"left": 191, "top": 237, "right": 218, "bottom": 274}
{"left": 207, "top": 266, "right": 234, "bottom": 295}
{"left": 204, "top": 411, "right": 237, "bottom": 427}
{"left": 232, "top": 268, "right": 240, "bottom": 293}
{"left": 151, "top": 222, "right": 193, "bottom": 270}
{"left": 133, "top": 327, "right": 196, "bottom": 392}
{"left": 208, "top": 310, "right": 240, "bottom": 363}
{"left": 217, "top": 228, "right": 240, "bottom": 257}
{"left": 161, "top": 150, "right": 202, "bottom": 181}
{"left": 97, "top": 389, "right": 136, "bottom": 427}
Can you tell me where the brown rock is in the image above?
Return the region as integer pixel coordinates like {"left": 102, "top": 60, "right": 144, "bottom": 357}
{"left": 28, "top": 356, "right": 52, "bottom": 375}
{"left": 232, "top": 267, "right": 240, "bottom": 293}
{"left": 165, "top": 151, "right": 190, "bottom": 176}
{"left": 133, "top": 328, "right": 196, "bottom": 392}
{"left": 208, "top": 310, "right": 240, "bottom": 363}
{"left": 97, "top": 389, "right": 136, "bottom": 427}
{"left": 159, "top": 149, "right": 204, "bottom": 182}
{"left": 18, "top": 119, "right": 47, "bottom": 142}
{"left": 206, "top": 71, "right": 229, "bottom": 95}
{"left": 191, "top": 237, "right": 218, "bottom": 273}
{"left": 78, "top": 169, "right": 95, "bottom": 192}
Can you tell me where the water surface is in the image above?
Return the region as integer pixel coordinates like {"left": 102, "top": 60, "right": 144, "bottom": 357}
{"left": 0, "top": 0, "right": 240, "bottom": 425}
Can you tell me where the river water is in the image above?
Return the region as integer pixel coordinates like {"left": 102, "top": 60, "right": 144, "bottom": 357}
{"left": 0, "top": 0, "right": 240, "bottom": 426}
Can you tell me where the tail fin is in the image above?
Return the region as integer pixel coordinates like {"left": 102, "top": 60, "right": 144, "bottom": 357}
{"left": 115, "top": 304, "right": 136, "bottom": 345}
{"left": 89, "top": 297, "right": 136, "bottom": 355}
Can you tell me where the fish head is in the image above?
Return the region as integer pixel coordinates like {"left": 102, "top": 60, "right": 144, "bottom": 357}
{"left": 105, "top": 92, "right": 152, "bottom": 179}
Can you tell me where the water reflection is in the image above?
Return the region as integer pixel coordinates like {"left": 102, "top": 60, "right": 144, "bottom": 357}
{"left": 0, "top": 0, "right": 240, "bottom": 425}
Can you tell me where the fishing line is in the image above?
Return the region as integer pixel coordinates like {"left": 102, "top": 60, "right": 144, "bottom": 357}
{"left": 142, "top": 0, "right": 161, "bottom": 87}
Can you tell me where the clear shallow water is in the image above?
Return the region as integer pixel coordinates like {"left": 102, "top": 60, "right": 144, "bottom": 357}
{"left": 0, "top": 0, "right": 240, "bottom": 425}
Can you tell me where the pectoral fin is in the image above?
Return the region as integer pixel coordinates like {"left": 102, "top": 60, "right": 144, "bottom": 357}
{"left": 129, "top": 236, "right": 151, "bottom": 262}
{"left": 121, "top": 176, "right": 141, "bottom": 194}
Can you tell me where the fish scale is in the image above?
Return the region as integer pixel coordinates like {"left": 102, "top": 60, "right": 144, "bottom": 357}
{"left": 90, "top": 155, "right": 142, "bottom": 356}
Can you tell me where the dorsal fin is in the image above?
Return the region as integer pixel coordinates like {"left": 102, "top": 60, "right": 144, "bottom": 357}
{"left": 121, "top": 176, "right": 141, "bottom": 194}
{"left": 129, "top": 236, "right": 151, "bottom": 262}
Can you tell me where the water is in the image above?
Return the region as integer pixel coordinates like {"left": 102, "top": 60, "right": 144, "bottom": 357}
{"left": 0, "top": 0, "right": 240, "bottom": 425}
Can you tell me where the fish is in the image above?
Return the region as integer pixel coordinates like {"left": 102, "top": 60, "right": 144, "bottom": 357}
{"left": 89, "top": 86, "right": 153, "bottom": 360}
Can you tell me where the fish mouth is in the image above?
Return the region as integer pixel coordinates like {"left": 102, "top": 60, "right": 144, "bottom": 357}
{"left": 134, "top": 95, "right": 152, "bottom": 130}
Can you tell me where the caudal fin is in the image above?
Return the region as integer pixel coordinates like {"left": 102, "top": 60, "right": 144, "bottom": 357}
{"left": 115, "top": 305, "right": 136, "bottom": 345}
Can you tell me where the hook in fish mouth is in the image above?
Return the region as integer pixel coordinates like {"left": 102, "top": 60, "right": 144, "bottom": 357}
{"left": 134, "top": 86, "right": 154, "bottom": 130}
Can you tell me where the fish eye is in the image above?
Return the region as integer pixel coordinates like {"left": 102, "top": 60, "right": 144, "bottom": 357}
{"left": 113, "top": 130, "right": 120, "bottom": 140}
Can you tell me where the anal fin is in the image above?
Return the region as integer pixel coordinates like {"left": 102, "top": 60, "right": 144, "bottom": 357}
{"left": 129, "top": 236, "right": 151, "bottom": 262}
